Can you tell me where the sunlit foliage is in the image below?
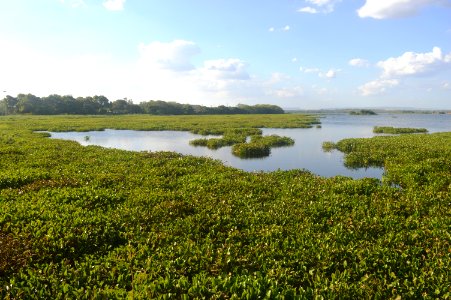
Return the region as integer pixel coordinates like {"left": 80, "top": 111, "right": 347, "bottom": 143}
{"left": 373, "top": 126, "right": 428, "bottom": 134}
{"left": 0, "top": 115, "right": 450, "bottom": 299}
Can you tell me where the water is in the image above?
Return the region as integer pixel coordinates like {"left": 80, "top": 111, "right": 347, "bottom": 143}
{"left": 48, "top": 113, "right": 451, "bottom": 179}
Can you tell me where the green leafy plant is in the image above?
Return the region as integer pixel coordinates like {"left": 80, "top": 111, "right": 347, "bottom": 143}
{"left": 373, "top": 126, "right": 428, "bottom": 134}
{"left": 0, "top": 115, "right": 450, "bottom": 299}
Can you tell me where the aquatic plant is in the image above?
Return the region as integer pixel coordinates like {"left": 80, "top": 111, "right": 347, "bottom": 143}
{"left": 250, "top": 134, "right": 295, "bottom": 147}
{"left": 232, "top": 142, "right": 271, "bottom": 158}
{"left": 373, "top": 126, "right": 428, "bottom": 134}
{"left": 0, "top": 115, "right": 450, "bottom": 298}
{"left": 322, "top": 141, "right": 336, "bottom": 152}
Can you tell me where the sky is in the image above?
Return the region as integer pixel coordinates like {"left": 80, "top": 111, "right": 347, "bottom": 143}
{"left": 0, "top": 0, "right": 450, "bottom": 109}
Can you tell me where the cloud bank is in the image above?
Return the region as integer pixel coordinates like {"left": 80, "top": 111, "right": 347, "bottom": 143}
{"left": 357, "top": 0, "right": 448, "bottom": 19}
{"left": 378, "top": 47, "right": 451, "bottom": 78}
{"left": 359, "top": 47, "right": 451, "bottom": 95}
{"left": 0, "top": 38, "right": 309, "bottom": 106}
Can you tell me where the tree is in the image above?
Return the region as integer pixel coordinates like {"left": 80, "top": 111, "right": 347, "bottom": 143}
{"left": 0, "top": 95, "right": 18, "bottom": 115}
{"left": 16, "top": 94, "right": 41, "bottom": 114}
{"left": 111, "top": 99, "right": 142, "bottom": 114}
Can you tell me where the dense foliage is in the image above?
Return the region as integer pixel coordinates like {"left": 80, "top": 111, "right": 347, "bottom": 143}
{"left": 349, "top": 109, "right": 377, "bottom": 115}
{"left": 231, "top": 135, "right": 295, "bottom": 158}
{"left": 0, "top": 94, "right": 284, "bottom": 116}
{"left": 0, "top": 115, "right": 450, "bottom": 299}
{"left": 191, "top": 132, "right": 296, "bottom": 158}
{"left": 373, "top": 126, "right": 428, "bottom": 134}
{"left": 232, "top": 142, "right": 271, "bottom": 158}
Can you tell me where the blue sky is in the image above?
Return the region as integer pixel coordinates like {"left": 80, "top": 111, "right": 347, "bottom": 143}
{"left": 0, "top": 0, "right": 450, "bottom": 109}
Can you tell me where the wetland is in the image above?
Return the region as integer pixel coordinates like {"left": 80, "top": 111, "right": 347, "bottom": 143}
{"left": 48, "top": 112, "right": 451, "bottom": 178}
{"left": 1, "top": 113, "right": 450, "bottom": 298}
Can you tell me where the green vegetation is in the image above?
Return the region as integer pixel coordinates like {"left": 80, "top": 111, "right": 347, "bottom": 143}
{"left": 333, "top": 133, "right": 451, "bottom": 186}
{"left": 232, "top": 142, "right": 271, "bottom": 158}
{"left": 191, "top": 132, "right": 296, "bottom": 158}
{"left": 349, "top": 109, "right": 377, "bottom": 115}
{"left": 249, "top": 134, "right": 295, "bottom": 147}
{"left": 1, "top": 115, "right": 450, "bottom": 298}
{"left": 373, "top": 126, "right": 428, "bottom": 134}
{"left": 0, "top": 93, "right": 284, "bottom": 115}
{"left": 7, "top": 114, "right": 318, "bottom": 133}
{"left": 322, "top": 141, "right": 336, "bottom": 152}
{"left": 189, "top": 129, "right": 258, "bottom": 150}
{"left": 231, "top": 135, "right": 295, "bottom": 158}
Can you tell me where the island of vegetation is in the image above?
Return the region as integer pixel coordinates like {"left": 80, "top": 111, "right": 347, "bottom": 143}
{"left": 191, "top": 133, "right": 295, "bottom": 158}
{"left": 232, "top": 135, "right": 295, "bottom": 158}
{"left": 1, "top": 113, "right": 450, "bottom": 298}
{"left": 349, "top": 109, "right": 377, "bottom": 115}
{"left": 373, "top": 126, "right": 428, "bottom": 134}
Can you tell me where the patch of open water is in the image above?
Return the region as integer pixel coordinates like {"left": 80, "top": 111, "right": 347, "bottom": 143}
{"left": 48, "top": 113, "right": 451, "bottom": 179}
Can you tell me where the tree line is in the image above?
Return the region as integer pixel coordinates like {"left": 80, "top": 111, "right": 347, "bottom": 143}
{"left": 0, "top": 94, "right": 285, "bottom": 115}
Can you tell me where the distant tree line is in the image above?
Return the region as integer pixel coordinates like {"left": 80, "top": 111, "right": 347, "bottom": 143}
{"left": 0, "top": 94, "right": 285, "bottom": 115}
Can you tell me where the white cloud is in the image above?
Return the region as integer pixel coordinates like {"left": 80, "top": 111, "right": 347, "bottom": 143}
{"left": 357, "top": 0, "right": 447, "bottom": 19}
{"left": 445, "top": 53, "right": 451, "bottom": 63}
{"left": 307, "top": 0, "right": 334, "bottom": 5}
{"left": 298, "top": 0, "right": 341, "bottom": 14}
{"left": 349, "top": 58, "right": 370, "bottom": 67}
{"left": 291, "top": 57, "right": 298, "bottom": 63}
{"left": 359, "top": 79, "right": 400, "bottom": 96}
{"left": 359, "top": 47, "right": 451, "bottom": 96}
{"left": 103, "top": 0, "right": 126, "bottom": 11}
{"left": 298, "top": 7, "right": 319, "bottom": 14}
{"left": 269, "top": 26, "right": 291, "bottom": 32}
{"left": 301, "top": 66, "right": 339, "bottom": 79}
{"left": 378, "top": 47, "right": 451, "bottom": 78}
{"left": 138, "top": 40, "right": 201, "bottom": 71}
{"left": 201, "top": 59, "right": 250, "bottom": 80}
{"left": 320, "top": 69, "right": 339, "bottom": 79}
{"left": 301, "top": 67, "right": 321, "bottom": 73}
{"left": 1, "top": 38, "right": 298, "bottom": 106}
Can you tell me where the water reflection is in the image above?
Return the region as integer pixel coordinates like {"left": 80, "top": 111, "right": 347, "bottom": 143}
{"left": 48, "top": 113, "right": 451, "bottom": 179}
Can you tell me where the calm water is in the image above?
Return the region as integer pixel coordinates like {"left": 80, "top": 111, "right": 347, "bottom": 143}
{"left": 49, "top": 113, "right": 451, "bottom": 179}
